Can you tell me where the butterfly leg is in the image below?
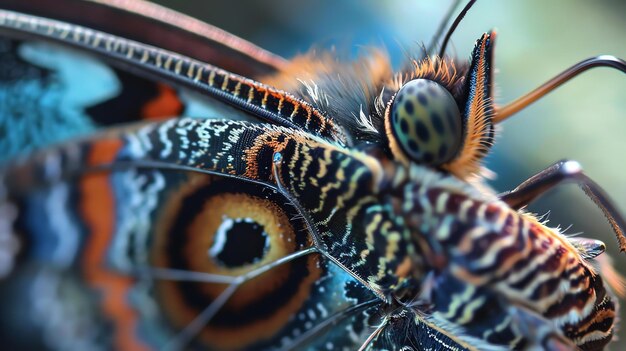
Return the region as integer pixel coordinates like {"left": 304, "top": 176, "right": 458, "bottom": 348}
{"left": 498, "top": 159, "right": 626, "bottom": 251}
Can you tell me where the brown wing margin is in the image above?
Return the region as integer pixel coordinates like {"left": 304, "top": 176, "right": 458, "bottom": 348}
{"left": 0, "top": 0, "right": 287, "bottom": 77}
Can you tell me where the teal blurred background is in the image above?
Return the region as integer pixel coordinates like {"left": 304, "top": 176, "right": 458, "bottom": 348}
{"left": 156, "top": 0, "right": 626, "bottom": 346}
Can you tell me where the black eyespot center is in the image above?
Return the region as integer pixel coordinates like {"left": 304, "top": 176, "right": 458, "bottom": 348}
{"left": 213, "top": 218, "right": 269, "bottom": 267}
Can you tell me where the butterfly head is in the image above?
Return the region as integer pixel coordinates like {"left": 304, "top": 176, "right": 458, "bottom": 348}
{"left": 384, "top": 31, "right": 496, "bottom": 178}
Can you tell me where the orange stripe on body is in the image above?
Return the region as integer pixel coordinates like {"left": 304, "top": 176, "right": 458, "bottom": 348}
{"left": 80, "top": 139, "right": 148, "bottom": 351}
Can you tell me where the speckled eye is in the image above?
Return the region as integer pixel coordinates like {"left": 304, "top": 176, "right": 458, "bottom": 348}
{"left": 386, "top": 79, "right": 462, "bottom": 166}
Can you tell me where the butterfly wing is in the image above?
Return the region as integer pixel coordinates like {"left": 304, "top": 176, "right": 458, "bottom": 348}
{"left": 0, "top": 3, "right": 364, "bottom": 349}
{"left": 0, "top": 6, "right": 346, "bottom": 161}
{"left": 0, "top": 118, "right": 384, "bottom": 350}
{"left": 0, "top": 0, "right": 287, "bottom": 77}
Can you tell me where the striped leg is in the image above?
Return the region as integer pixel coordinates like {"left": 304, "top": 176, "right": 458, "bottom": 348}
{"left": 498, "top": 160, "right": 626, "bottom": 252}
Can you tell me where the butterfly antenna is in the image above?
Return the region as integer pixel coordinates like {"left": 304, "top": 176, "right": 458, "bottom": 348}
{"left": 495, "top": 55, "right": 626, "bottom": 122}
{"left": 438, "top": 0, "right": 478, "bottom": 59}
{"left": 426, "top": 0, "right": 462, "bottom": 56}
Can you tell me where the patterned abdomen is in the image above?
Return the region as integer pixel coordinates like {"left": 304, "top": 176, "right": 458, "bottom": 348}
{"left": 395, "top": 168, "right": 616, "bottom": 350}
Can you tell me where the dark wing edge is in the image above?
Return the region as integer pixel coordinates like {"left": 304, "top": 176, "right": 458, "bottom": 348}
{"left": 0, "top": 0, "right": 287, "bottom": 77}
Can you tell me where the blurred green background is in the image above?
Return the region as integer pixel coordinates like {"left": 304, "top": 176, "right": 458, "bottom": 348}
{"left": 156, "top": 0, "right": 626, "bottom": 346}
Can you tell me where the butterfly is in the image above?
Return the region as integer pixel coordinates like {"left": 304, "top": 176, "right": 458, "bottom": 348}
{"left": 1, "top": 0, "right": 625, "bottom": 350}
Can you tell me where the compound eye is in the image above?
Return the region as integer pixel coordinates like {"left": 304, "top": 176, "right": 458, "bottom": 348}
{"left": 388, "top": 79, "right": 462, "bottom": 166}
